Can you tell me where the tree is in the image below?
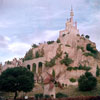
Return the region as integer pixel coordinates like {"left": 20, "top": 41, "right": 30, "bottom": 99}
{"left": 96, "top": 65, "right": 100, "bottom": 77}
{"left": 24, "top": 49, "right": 33, "bottom": 61}
{"left": 85, "top": 35, "right": 90, "bottom": 39}
{"left": 78, "top": 72, "right": 97, "bottom": 91}
{"left": 0, "top": 67, "right": 34, "bottom": 100}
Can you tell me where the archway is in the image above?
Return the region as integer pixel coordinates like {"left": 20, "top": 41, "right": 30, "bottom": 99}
{"left": 27, "top": 65, "right": 30, "bottom": 70}
{"left": 38, "top": 62, "right": 43, "bottom": 75}
{"left": 32, "top": 63, "right": 36, "bottom": 73}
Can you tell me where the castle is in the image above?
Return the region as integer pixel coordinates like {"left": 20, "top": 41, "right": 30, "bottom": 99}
{"left": 0, "top": 8, "right": 100, "bottom": 87}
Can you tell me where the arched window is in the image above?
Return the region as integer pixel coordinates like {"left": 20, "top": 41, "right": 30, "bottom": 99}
{"left": 32, "top": 63, "right": 36, "bottom": 73}
{"left": 27, "top": 65, "right": 30, "bottom": 70}
{"left": 38, "top": 62, "right": 42, "bottom": 75}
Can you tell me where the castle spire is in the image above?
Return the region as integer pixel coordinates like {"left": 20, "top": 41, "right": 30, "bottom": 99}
{"left": 70, "top": 6, "right": 74, "bottom": 17}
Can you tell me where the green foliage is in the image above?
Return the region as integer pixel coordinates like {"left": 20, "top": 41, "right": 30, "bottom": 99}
{"left": 55, "top": 52, "right": 62, "bottom": 59}
{"left": 70, "top": 78, "right": 76, "bottom": 83}
{"left": 86, "top": 43, "right": 97, "bottom": 54}
{"left": 57, "top": 39, "right": 60, "bottom": 43}
{"left": 77, "top": 46, "right": 84, "bottom": 52}
{"left": 35, "top": 93, "right": 43, "bottom": 99}
{"left": 32, "top": 44, "right": 38, "bottom": 48}
{"left": 6, "top": 61, "right": 12, "bottom": 64}
{"left": 45, "top": 58, "right": 56, "bottom": 67}
{"left": 83, "top": 52, "right": 97, "bottom": 58}
{"left": 96, "top": 65, "right": 100, "bottom": 77}
{"left": 44, "top": 95, "right": 51, "bottom": 98}
{"left": 65, "top": 44, "right": 70, "bottom": 47}
{"left": 47, "top": 41, "right": 54, "bottom": 45}
{"left": 78, "top": 72, "right": 97, "bottom": 91}
{"left": 0, "top": 67, "right": 34, "bottom": 100}
{"left": 85, "top": 35, "right": 90, "bottom": 39}
{"left": 62, "top": 34, "right": 66, "bottom": 37}
{"left": 78, "top": 64, "right": 91, "bottom": 71}
{"left": 24, "top": 49, "right": 33, "bottom": 61}
{"left": 52, "top": 69, "right": 55, "bottom": 78}
{"left": 35, "top": 51, "right": 40, "bottom": 58}
{"left": 56, "top": 92, "right": 68, "bottom": 98}
{"left": 67, "top": 65, "right": 91, "bottom": 71}
{"left": 60, "top": 53, "right": 73, "bottom": 66}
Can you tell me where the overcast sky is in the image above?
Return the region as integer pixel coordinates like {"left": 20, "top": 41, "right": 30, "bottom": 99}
{"left": 0, "top": 0, "right": 100, "bottom": 63}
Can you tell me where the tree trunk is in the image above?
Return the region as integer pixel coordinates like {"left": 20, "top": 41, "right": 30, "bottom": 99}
{"left": 14, "top": 91, "right": 18, "bottom": 100}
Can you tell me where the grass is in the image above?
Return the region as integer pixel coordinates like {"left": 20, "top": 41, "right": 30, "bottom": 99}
{"left": 1, "top": 77, "right": 100, "bottom": 98}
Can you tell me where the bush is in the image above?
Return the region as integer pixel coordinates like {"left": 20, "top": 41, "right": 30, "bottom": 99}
{"left": 44, "top": 95, "right": 51, "bottom": 98}
{"left": 67, "top": 65, "right": 91, "bottom": 71}
{"left": 45, "top": 58, "right": 55, "bottom": 67}
{"left": 35, "top": 93, "right": 43, "bottom": 99}
{"left": 65, "top": 44, "right": 70, "bottom": 47}
{"left": 78, "top": 72, "right": 97, "bottom": 91}
{"left": 77, "top": 46, "right": 84, "bottom": 52}
{"left": 56, "top": 92, "right": 68, "bottom": 98}
{"left": 96, "top": 65, "right": 100, "bottom": 77}
{"left": 86, "top": 43, "right": 97, "bottom": 54}
{"left": 35, "top": 51, "right": 40, "bottom": 58}
{"left": 62, "top": 34, "right": 66, "bottom": 37}
{"left": 57, "top": 39, "right": 60, "bottom": 43}
{"left": 85, "top": 35, "right": 90, "bottom": 39}
{"left": 60, "top": 53, "right": 73, "bottom": 66}
{"left": 67, "top": 67, "right": 73, "bottom": 71}
{"left": 24, "top": 49, "right": 33, "bottom": 61}
{"left": 32, "top": 44, "right": 38, "bottom": 48}
{"left": 70, "top": 78, "right": 76, "bottom": 83}
{"left": 47, "top": 41, "right": 54, "bottom": 44}
{"left": 83, "top": 52, "right": 96, "bottom": 58}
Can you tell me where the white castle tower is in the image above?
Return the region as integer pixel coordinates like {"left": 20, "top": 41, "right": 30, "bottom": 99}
{"left": 59, "top": 7, "right": 79, "bottom": 37}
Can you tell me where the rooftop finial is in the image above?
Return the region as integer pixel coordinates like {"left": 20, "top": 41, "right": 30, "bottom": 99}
{"left": 70, "top": 5, "right": 74, "bottom": 17}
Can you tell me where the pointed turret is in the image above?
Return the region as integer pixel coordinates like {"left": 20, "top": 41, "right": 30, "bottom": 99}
{"left": 70, "top": 6, "right": 74, "bottom": 17}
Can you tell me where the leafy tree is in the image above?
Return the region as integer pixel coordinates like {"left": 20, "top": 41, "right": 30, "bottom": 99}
{"left": 96, "top": 65, "right": 100, "bottom": 77}
{"left": 78, "top": 72, "right": 97, "bottom": 91}
{"left": 85, "top": 35, "right": 90, "bottom": 39}
{"left": 0, "top": 67, "right": 34, "bottom": 100}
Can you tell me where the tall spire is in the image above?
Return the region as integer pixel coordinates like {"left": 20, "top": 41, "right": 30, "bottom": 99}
{"left": 70, "top": 6, "right": 74, "bottom": 17}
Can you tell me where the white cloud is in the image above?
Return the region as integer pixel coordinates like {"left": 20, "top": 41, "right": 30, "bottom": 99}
{"left": 8, "top": 42, "right": 31, "bottom": 55}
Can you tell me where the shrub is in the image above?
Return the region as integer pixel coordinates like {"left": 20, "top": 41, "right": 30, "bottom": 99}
{"left": 96, "top": 65, "right": 100, "bottom": 77}
{"left": 60, "top": 53, "right": 73, "bottom": 66}
{"left": 86, "top": 43, "right": 97, "bottom": 54}
{"left": 47, "top": 41, "right": 54, "bottom": 44}
{"left": 62, "top": 34, "right": 66, "bottom": 37}
{"left": 78, "top": 72, "right": 97, "bottom": 91}
{"left": 56, "top": 92, "right": 68, "bottom": 98}
{"left": 78, "top": 64, "right": 91, "bottom": 71}
{"left": 45, "top": 58, "right": 55, "bottom": 67}
{"left": 57, "top": 39, "right": 60, "bottom": 43}
{"left": 24, "top": 49, "right": 33, "bottom": 61}
{"left": 65, "top": 44, "right": 70, "bottom": 47}
{"left": 77, "top": 46, "right": 84, "bottom": 52}
{"left": 70, "top": 78, "right": 76, "bottom": 83}
{"left": 67, "top": 67, "right": 73, "bottom": 71}
{"left": 35, "top": 93, "right": 43, "bottom": 99}
{"left": 32, "top": 44, "right": 38, "bottom": 48}
{"left": 85, "top": 35, "right": 90, "bottom": 39}
{"left": 44, "top": 95, "right": 51, "bottom": 98}
{"left": 35, "top": 51, "right": 40, "bottom": 58}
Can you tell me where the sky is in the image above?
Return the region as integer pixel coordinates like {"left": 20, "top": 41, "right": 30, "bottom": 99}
{"left": 0, "top": 0, "right": 100, "bottom": 64}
